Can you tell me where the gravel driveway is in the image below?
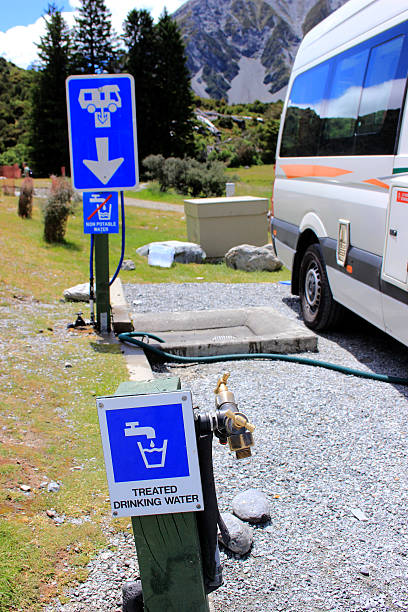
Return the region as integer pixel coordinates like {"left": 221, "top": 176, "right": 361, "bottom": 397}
{"left": 51, "top": 282, "right": 408, "bottom": 611}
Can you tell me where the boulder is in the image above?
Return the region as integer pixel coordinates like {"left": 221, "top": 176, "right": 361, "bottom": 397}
{"left": 218, "top": 512, "right": 253, "bottom": 555}
{"left": 121, "top": 259, "right": 135, "bottom": 271}
{"left": 137, "top": 240, "right": 206, "bottom": 264}
{"left": 225, "top": 244, "right": 282, "bottom": 272}
{"left": 63, "top": 283, "right": 90, "bottom": 302}
{"left": 232, "top": 488, "right": 271, "bottom": 524}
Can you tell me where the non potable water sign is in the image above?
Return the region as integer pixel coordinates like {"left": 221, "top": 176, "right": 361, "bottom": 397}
{"left": 83, "top": 191, "right": 119, "bottom": 234}
{"left": 66, "top": 74, "right": 139, "bottom": 191}
{"left": 97, "top": 391, "right": 204, "bottom": 517}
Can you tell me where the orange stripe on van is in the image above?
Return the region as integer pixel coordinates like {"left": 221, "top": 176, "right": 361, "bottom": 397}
{"left": 280, "top": 164, "right": 353, "bottom": 179}
{"left": 363, "top": 178, "right": 389, "bottom": 190}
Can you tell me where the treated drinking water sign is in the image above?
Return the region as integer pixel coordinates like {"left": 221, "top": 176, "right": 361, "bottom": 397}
{"left": 83, "top": 191, "right": 119, "bottom": 234}
{"left": 97, "top": 391, "right": 204, "bottom": 517}
{"left": 66, "top": 73, "right": 138, "bottom": 191}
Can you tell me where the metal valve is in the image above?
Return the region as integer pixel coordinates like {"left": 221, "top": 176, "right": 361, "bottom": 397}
{"left": 194, "top": 372, "right": 255, "bottom": 459}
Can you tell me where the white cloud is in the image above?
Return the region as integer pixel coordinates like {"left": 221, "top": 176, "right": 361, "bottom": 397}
{"left": 0, "top": 0, "right": 186, "bottom": 69}
{"left": 0, "top": 18, "right": 45, "bottom": 68}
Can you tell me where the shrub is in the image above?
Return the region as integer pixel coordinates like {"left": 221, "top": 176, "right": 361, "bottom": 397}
{"left": 142, "top": 155, "right": 227, "bottom": 197}
{"left": 17, "top": 177, "right": 34, "bottom": 218}
{"left": 42, "top": 176, "right": 75, "bottom": 243}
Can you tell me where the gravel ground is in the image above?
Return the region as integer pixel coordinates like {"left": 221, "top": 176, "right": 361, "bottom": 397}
{"left": 51, "top": 282, "right": 408, "bottom": 611}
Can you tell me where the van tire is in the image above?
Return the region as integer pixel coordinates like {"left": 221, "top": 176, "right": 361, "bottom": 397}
{"left": 299, "top": 243, "right": 343, "bottom": 331}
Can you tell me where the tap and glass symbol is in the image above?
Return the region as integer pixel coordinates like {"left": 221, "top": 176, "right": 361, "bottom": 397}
{"left": 105, "top": 402, "right": 190, "bottom": 483}
{"left": 124, "top": 421, "right": 168, "bottom": 468}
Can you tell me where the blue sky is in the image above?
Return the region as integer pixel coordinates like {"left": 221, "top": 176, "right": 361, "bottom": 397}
{"left": 0, "top": 0, "right": 186, "bottom": 68}
{"left": 1, "top": 1, "right": 73, "bottom": 31}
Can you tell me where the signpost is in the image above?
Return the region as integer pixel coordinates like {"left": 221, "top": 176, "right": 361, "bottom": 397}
{"left": 66, "top": 73, "right": 138, "bottom": 332}
{"left": 98, "top": 381, "right": 210, "bottom": 611}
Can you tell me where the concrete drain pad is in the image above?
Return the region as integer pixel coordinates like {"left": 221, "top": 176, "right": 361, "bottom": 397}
{"left": 131, "top": 307, "right": 317, "bottom": 357}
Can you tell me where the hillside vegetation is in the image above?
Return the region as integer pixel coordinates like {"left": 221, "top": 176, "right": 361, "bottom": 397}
{"left": 0, "top": 58, "right": 35, "bottom": 164}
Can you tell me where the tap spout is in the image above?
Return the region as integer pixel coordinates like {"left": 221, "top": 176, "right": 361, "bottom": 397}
{"left": 124, "top": 421, "right": 156, "bottom": 439}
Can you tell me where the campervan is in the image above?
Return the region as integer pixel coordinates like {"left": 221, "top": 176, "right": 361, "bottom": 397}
{"left": 271, "top": 0, "right": 408, "bottom": 346}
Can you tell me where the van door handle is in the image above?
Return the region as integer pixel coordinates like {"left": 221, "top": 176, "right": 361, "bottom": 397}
{"left": 389, "top": 229, "right": 398, "bottom": 237}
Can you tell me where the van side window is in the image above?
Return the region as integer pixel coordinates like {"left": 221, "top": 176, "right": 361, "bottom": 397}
{"left": 355, "top": 35, "right": 406, "bottom": 155}
{"left": 280, "top": 61, "right": 330, "bottom": 157}
{"left": 318, "top": 48, "right": 369, "bottom": 155}
{"left": 280, "top": 20, "right": 408, "bottom": 158}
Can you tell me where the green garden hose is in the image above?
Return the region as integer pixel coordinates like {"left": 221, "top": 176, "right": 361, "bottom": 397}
{"left": 118, "top": 332, "right": 408, "bottom": 386}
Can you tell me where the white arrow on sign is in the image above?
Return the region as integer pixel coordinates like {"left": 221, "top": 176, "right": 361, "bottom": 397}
{"left": 83, "top": 137, "right": 124, "bottom": 185}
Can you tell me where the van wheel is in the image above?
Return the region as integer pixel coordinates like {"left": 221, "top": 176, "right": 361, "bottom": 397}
{"left": 299, "top": 243, "right": 343, "bottom": 331}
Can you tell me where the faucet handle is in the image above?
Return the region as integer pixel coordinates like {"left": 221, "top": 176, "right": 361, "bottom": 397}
{"left": 224, "top": 409, "right": 255, "bottom": 433}
{"left": 214, "top": 372, "right": 230, "bottom": 394}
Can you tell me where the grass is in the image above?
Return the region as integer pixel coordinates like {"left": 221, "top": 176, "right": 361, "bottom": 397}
{"left": 1, "top": 191, "right": 288, "bottom": 301}
{"left": 0, "top": 181, "right": 288, "bottom": 610}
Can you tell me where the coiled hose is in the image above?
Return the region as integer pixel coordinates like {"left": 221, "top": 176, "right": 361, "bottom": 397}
{"left": 118, "top": 331, "right": 408, "bottom": 386}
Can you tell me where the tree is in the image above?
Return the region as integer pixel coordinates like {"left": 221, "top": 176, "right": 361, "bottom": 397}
{"left": 154, "top": 10, "right": 195, "bottom": 158}
{"left": 122, "top": 8, "right": 195, "bottom": 162}
{"left": 30, "top": 3, "right": 72, "bottom": 176}
{"left": 122, "top": 10, "right": 157, "bottom": 162}
{"left": 72, "top": 0, "right": 118, "bottom": 74}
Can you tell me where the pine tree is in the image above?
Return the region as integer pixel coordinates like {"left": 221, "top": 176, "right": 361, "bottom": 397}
{"left": 30, "top": 3, "right": 71, "bottom": 176}
{"left": 122, "top": 8, "right": 195, "bottom": 162}
{"left": 122, "top": 10, "right": 158, "bottom": 162}
{"left": 72, "top": 0, "right": 117, "bottom": 74}
{"left": 154, "top": 10, "right": 195, "bottom": 158}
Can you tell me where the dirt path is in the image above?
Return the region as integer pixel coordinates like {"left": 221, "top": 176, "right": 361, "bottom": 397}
{"left": 124, "top": 197, "right": 184, "bottom": 213}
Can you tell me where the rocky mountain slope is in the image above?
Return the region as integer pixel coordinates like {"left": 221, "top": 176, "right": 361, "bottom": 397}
{"left": 174, "top": 0, "right": 347, "bottom": 103}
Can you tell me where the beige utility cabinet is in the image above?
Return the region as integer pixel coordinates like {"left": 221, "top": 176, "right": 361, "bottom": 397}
{"left": 184, "top": 196, "right": 269, "bottom": 258}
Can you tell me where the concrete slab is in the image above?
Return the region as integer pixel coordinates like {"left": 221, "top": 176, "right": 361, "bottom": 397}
{"left": 131, "top": 306, "right": 317, "bottom": 356}
{"left": 110, "top": 278, "right": 134, "bottom": 333}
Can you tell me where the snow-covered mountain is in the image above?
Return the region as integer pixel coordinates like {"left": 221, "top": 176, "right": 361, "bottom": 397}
{"left": 173, "top": 0, "right": 347, "bottom": 103}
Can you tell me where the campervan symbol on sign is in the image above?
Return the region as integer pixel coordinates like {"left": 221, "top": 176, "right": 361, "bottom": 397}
{"left": 78, "top": 85, "right": 122, "bottom": 128}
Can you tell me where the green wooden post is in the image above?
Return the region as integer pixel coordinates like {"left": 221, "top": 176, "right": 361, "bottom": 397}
{"left": 94, "top": 234, "right": 110, "bottom": 332}
{"left": 115, "top": 378, "right": 210, "bottom": 612}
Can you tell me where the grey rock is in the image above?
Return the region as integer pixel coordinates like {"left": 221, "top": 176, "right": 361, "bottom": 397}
{"left": 218, "top": 512, "right": 253, "bottom": 555}
{"left": 225, "top": 244, "right": 283, "bottom": 272}
{"left": 122, "top": 580, "right": 143, "bottom": 611}
{"left": 63, "top": 283, "right": 90, "bottom": 302}
{"left": 232, "top": 488, "right": 271, "bottom": 524}
{"left": 47, "top": 481, "right": 61, "bottom": 493}
{"left": 137, "top": 240, "right": 206, "bottom": 263}
{"left": 122, "top": 259, "right": 135, "bottom": 271}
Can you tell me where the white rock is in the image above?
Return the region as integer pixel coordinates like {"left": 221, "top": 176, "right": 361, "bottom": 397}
{"left": 232, "top": 488, "right": 271, "bottom": 523}
{"left": 137, "top": 240, "right": 206, "bottom": 264}
{"left": 121, "top": 259, "right": 135, "bottom": 271}
{"left": 63, "top": 283, "right": 91, "bottom": 302}
{"left": 218, "top": 512, "right": 253, "bottom": 555}
{"left": 225, "top": 244, "right": 282, "bottom": 272}
{"left": 47, "top": 481, "right": 61, "bottom": 493}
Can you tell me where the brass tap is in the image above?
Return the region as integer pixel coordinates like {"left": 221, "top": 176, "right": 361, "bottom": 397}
{"left": 214, "top": 372, "right": 235, "bottom": 408}
{"left": 213, "top": 373, "right": 255, "bottom": 459}
{"left": 214, "top": 372, "right": 230, "bottom": 394}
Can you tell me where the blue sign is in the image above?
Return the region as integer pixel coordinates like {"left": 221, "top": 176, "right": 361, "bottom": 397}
{"left": 83, "top": 191, "right": 119, "bottom": 234}
{"left": 66, "top": 74, "right": 138, "bottom": 191}
{"left": 106, "top": 403, "right": 190, "bottom": 483}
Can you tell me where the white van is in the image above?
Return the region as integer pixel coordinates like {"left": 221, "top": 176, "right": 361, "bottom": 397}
{"left": 271, "top": 0, "right": 408, "bottom": 346}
